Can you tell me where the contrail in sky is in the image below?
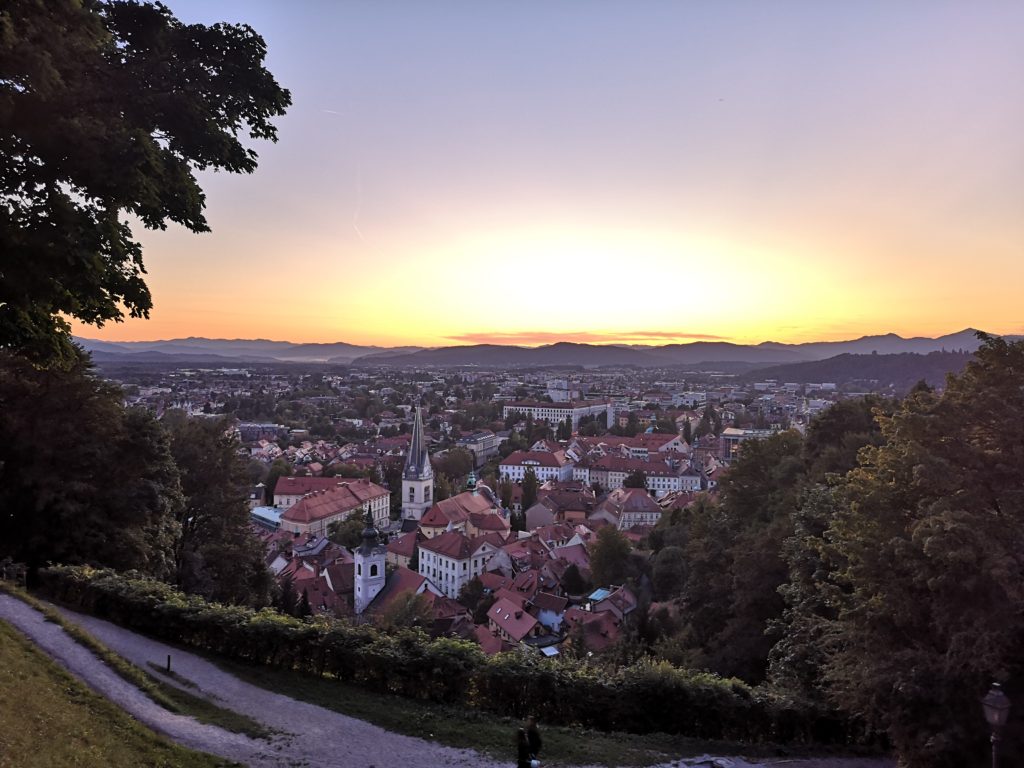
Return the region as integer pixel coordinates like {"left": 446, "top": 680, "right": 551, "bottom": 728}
{"left": 352, "top": 164, "right": 366, "bottom": 244}
{"left": 322, "top": 107, "right": 367, "bottom": 245}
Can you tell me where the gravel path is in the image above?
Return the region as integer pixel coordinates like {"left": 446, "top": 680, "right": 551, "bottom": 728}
{"left": 0, "top": 594, "right": 893, "bottom": 768}
{"left": 0, "top": 594, "right": 504, "bottom": 768}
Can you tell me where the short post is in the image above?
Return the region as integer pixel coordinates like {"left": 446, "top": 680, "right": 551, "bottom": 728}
{"left": 166, "top": 654, "right": 171, "bottom": 673}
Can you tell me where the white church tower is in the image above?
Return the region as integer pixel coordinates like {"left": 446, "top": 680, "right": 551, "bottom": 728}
{"left": 401, "top": 407, "right": 434, "bottom": 521}
{"left": 354, "top": 510, "right": 386, "bottom": 614}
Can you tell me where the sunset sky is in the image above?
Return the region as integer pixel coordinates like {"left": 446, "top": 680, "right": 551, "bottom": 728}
{"left": 71, "top": 1, "right": 1024, "bottom": 348}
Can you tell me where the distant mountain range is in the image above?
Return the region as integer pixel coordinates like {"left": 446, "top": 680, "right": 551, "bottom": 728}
{"left": 73, "top": 329, "right": 1013, "bottom": 369}
{"left": 76, "top": 337, "right": 423, "bottom": 365}
{"left": 747, "top": 350, "right": 975, "bottom": 393}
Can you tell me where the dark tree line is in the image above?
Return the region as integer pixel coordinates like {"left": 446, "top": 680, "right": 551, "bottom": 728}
{"left": 646, "top": 336, "right": 1024, "bottom": 767}
{"left": 0, "top": 351, "right": 272, "bottom": 606}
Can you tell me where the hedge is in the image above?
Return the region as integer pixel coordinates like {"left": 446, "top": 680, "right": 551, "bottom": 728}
{"left": 38, "top": 565, "right": 851, "bottom": 744}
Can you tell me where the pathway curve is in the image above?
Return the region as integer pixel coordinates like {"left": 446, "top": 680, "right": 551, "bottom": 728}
{"left": 0, "top": 594, "right": 892, "bottom": 768}
{"left": 0, "top": 594, "right": 504, "bottom": 768}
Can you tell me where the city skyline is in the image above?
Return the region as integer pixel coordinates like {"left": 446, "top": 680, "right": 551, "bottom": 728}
{"left": 68, "top": 1, "right": 1024, "bottom": 347}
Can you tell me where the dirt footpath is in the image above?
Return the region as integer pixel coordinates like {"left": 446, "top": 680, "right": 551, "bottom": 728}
{"left": 0, "top": 594, "right": 894, "bottom": 768}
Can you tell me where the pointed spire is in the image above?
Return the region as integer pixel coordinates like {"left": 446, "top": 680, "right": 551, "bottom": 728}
{"left": 404, "top": 406, "right": 432, "bottom": 480}
{"left": 359, "top": 508, "right": 379, "bottom": 555}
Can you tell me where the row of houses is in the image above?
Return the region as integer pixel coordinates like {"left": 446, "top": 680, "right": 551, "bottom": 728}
{"left": 498, "top": 431, "right": 722, "bottom": 499}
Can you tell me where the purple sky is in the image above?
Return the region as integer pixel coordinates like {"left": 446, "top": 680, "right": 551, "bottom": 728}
{"left": 76, "top": 1, "right": 1024, "bottom": 345}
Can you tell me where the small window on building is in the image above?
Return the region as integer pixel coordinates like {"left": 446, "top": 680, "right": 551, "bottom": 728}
{"left": 357, "top": 563, "right": 362, "bottom": 576}
{"left": 370, "top": 564, "right": 378, "bottom": 577}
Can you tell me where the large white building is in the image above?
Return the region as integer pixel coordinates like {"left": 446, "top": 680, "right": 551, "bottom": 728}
{"left": 502, "top": 400, "right": 612, "bottom": 431}
{"left": 719, "top": 427, "right": 775, "bottom": 464}
{"left": 594, "top": 488, "right": 663, "bottom": 531}
{"left": 499, "top": 450, "right": 574, "bottom": 484}
{"left": 278, "top": 478, "right": 390, "bottom": 536}
{"left": 418, "top": 531, "right": 504, "bottom": 599}
{"left": 586, "top": 456, "right": 702, "bottom": 498}
{"left": 456, "top": 429, "right": 502, "bottom": 468}
{"left": 674, "top": 391, "right": 708, "bottom": 408}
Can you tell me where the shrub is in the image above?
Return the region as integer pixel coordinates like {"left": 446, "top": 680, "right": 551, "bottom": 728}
{"left": 37, "top": 565, "right": 849, "bottom": 744}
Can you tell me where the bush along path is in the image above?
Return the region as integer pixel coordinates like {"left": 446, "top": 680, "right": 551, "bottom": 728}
{"left": 35, "top": 566, "right": 847, "bottom": 745}
{"left": 0, "top": 592, "right": 516, "bottom": 768}
{"left": 0, "top": 588, "right": 894, "bottom": 768}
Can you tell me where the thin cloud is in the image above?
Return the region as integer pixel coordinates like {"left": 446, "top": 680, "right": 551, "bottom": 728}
{"left": 444, "top": 330, "right": 727, "bottom": 345}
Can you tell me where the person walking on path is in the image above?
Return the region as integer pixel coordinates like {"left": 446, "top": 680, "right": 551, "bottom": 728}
{"left": 516, "top": 728, "right": 534, "bottom": 768}
{"left": 526, "top": 715, "right": 542, "bottom": 763}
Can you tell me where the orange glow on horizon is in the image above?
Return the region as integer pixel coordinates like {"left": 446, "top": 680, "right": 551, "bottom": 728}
{"left": 64, "top": 2, "right": 1024, "bottom": 349}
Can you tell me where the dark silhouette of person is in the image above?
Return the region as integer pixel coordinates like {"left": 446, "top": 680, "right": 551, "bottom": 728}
{"left": 525, "top": 715, "right": 542, "bottom": 761}
{"left": 516, "top": 727, "right": 533, "bottom": 768}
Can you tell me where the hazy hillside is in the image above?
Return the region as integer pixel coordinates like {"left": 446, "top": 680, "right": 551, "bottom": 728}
{"left": 362, "top": 342, "right": 666, "bottom": 367}
{"left": 749, "top": 350, "right": 975, "bottom": 392}
{"left": 74, "top": 336, "right": 421, "bottom": 364}
{"left": 73, "top": 329, "right": 1013, "bottom": 368}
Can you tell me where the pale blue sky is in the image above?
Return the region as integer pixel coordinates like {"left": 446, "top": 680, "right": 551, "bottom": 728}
{"left": 81, "top": 1, "right": 1024, "bottom": 345}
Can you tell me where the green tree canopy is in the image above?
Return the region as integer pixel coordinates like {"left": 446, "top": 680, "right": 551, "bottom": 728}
{"left": 327, "top": 515, "right": 366, "bottom": 549}
{"left": 802, "top": 396, "right": 890, "bottom": 483}
{"left": 432, "top": 447, "right": 474, "bottom": 486}
{"left": 809, "top": 335, "right": 1024, "bottom": 767}
{"left": 623, "top": 469, "right": 647, "bottom": 489}
{"left": 379, "top": 591, "right": 433, "bottom": 631}
{"left": 0, "top": 0, "right": 290, "bottom": 364}
{"left": 0, "top": 351, "right": 181, "bottom": 575}
{"left": 520, "top": 467, "right": 539, "bottom": 512}
{"left": 651, "top": 545, "right": 687, "bottom": 601}
{"left": 589, "top": 525, "right": 632, "bottom": 587}
{"left": 162, "top": 413, "right": 271, "bottom": 606}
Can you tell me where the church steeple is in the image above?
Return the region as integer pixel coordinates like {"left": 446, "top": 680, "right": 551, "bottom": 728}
{"left": 401, "top": 406, "right": 434, "bottom": 521}
{"left": 404, "top": 406, "right": 433, "bottom": 481}
{"left": 354, "top": 508, "right": 386, "bottom": 614}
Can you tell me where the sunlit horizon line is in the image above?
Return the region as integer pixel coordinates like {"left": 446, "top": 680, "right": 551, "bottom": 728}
{"left": 72, "top": 325, "right": 1008, "bottom": 349}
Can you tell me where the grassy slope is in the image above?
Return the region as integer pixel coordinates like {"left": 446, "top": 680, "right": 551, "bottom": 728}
{"left": 0, "top": 620, "right": 233, "bottom": 768}
{"left": 0, "top": 583, "right": 268, "bottom": 741}
{"left": 5, "top": 584, "right": 884, "bottom": 766}
{"left": 213, "top": 656, "right": 770, "bottom": 767}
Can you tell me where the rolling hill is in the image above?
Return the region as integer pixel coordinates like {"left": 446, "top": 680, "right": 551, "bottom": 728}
{"left": 73, "top": 329, "right": 1012, "bottom": 368}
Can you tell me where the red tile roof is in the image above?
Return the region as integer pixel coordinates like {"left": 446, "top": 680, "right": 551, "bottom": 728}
{"left": 420, "top": 530, "right": 504, "bottom": 560}
{"left": 550, "top": 542, "right": 591, "bottom": 571}
{"left": 531, "top": 591, "right": 568, "bottom": 614}
{"left": 386, "top": 530, "right": 424, "bottom": 559}
{"left": 493, "top": 588, "right": 527, "bottom": 609}
{"left": 488, "top": 596, "right": 539, "bottom": 642}
{"left": 469, "top": 511, "right": 511, "bottom": 532}
{"left": 275, "top": 476, "right": 351, "bottom": 496}
{"left": 474, "top": 625, "right": 511, "bottom": 655}
{"left": 563, "top": 607, "right": 621, "bottom": 653}
{"left": 280, "top": 479, "right": 388, "bottom": 526}
{"left": 479, "top": 572, "right": 513, "bottom": 593}
{"left": 366, "top": 566, "right": 427, "bottom": 615}
{"left": 500, "top": 450, "right": 570, "bottom": 469}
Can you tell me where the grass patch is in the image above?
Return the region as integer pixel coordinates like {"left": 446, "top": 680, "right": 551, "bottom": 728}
{"left": 0, "top": 582, "right": 269, "bottom": 741}
{"left": 0, "top": 619, "right": 234, "bottom": 768}
{"left": 148, "top": 661, "right": 200, "bottom": 689}
{"left": 145, "top": 670, "right": 272, "bottom": 740}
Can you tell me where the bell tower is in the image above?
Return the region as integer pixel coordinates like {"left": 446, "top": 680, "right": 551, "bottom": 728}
{"left": 401, "top": 407, "right": 434, "bottom": 521}
{"left": 354, "top": 509, "right": 386, "bottom": 614}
